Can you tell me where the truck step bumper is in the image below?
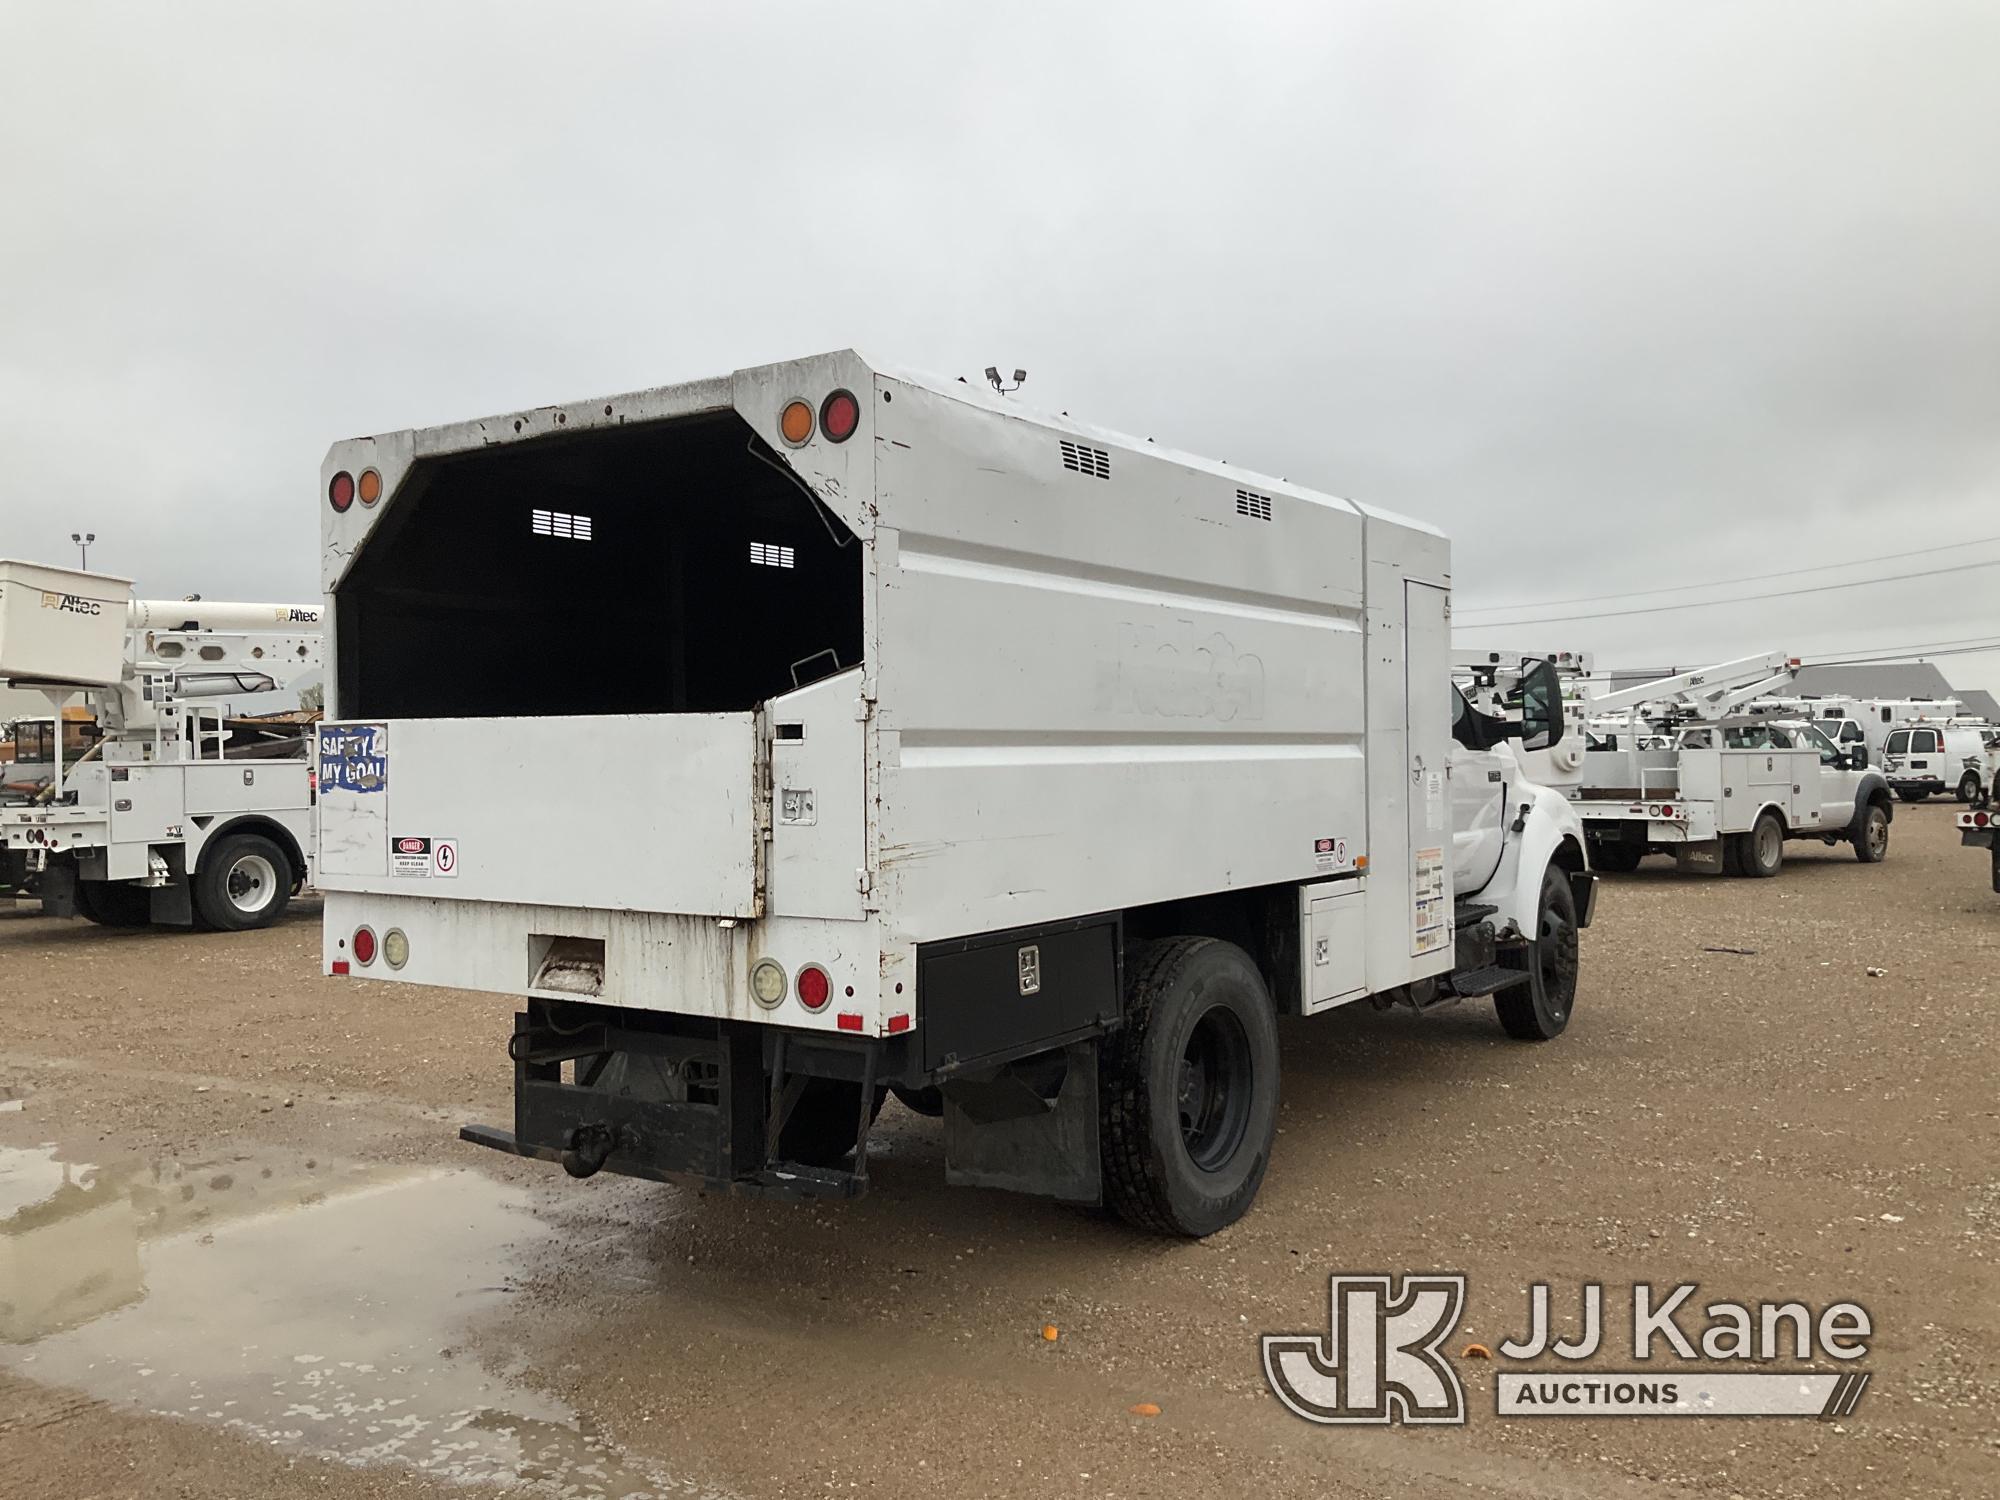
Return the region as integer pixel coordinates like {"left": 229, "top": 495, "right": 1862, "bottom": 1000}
{"left": 459, "top": 1122, "right": 866, "bottom": 1200}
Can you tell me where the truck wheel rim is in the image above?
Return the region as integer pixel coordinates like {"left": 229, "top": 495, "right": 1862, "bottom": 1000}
{"left": 1538, "top": 903, "right": 1579, "bottom": 1021}
{"left": 1867, "top": 813, "right": 1888, "bottom": 857}
{"left": 1755, "top": 821, "right": 1781, "bottom": 868}
{"left": 225, "top": 853, "right": 279, "bottom": 914}
{"left": 1177, "top": 1007, "right": 1253, "bottom": 1173}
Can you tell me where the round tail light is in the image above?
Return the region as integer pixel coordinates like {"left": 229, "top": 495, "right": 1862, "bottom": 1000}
{"left": 357, "top": 468, "right": 384, "bottom": 505}
{"left": 779, "top": 400, "right": 815, "bottom": 446}
{"left": 819, "top": 389, "right": 859, "bottom": 443}
{"left": 329, "top": 471, "right": 356, "bottom": 512}
{"left": 382, "top": 928, "right": 410, "bottom": 969}
{"left": 351, "top": 925, "right": 377, "bottom": 965}
{"left": 750, "top": 958, "right": 787, "bottom": 1008}
{"left": 796, "top": 963, "right": 832, "bottom": 1011}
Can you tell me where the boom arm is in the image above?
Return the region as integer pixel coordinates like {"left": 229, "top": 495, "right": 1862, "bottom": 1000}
{"left": 1587, "top": 652, "right": 1799, "bottom": 720}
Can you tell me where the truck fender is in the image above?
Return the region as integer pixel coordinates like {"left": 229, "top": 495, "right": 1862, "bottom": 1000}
{"left": 1845, "top": 773, "right": 1894, "bottom": 840}
{"left": 189, "top": 814, "right": 309, "bottom": 887}
{"left": 1486, "top": 782, "right": 1591, "bottom": 941}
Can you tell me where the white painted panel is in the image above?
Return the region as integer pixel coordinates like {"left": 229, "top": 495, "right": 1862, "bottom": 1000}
{"left": 1303, "top": 884, "right": 1369, "bottom": 1012}
{"left": 317, "top": 713, "right": 761, "bottom": 917}
{"left": 766, "top": 668, "right": 867, "bottom": 921}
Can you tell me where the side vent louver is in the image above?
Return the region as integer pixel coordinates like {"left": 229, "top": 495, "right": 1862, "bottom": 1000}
{"left": 1059, "top": 439, "right": 1111, "bottom": 479}
{"left": 1234, "top": 489, "right": 1273, "bottom": 521}
{"left": 749, "top": 541, "right": 797, "bottom": 569}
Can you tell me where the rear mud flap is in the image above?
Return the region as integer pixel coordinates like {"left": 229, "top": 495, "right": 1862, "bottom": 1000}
{"left": 943, "top": 1041, "right": 1102, "bottom": 1204}
{"left": 1676, "top": 841, "right": 1726, "bottom": 876}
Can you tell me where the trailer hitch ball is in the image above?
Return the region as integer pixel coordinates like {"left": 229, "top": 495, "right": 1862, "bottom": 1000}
{"left": 561, "top": 1121, "right": 621, "bottom": 1179}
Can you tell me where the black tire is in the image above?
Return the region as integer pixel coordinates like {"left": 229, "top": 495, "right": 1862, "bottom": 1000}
{"left": 1721, "top": 834, "right": 1746, "bottom": 877}
{"left": 191, "top": 832, "right": 293, "bottom": 931}
{"left": 1495, "top": 866, "right": 1580, "bottom": 1041}
{"left": 75, "top": 880, "right": 151, "bottom": 927}
{"left": 778, "top": 1078, "right": 887, "bottom": 1167}
{"left": 1899, "top": 787, "right": 1930, "bottom": 804}
{"left": 1741, "top": 811, "right": 1784, "bottom": 878}
{"left": 888, "top": 1082, "right": 945, "bottom": 1118}
{"left": 1853, "top": 802, "right": 1890, "bottom": 864}
{"left": 1099, "top": 937, "right": 1280, "bottom": 1238}
{"left": 1589, "top": 841, "right": 1643, "bottom": 873}
{"left": 1957, "top": 773, "right": 1981, "bottom": 803}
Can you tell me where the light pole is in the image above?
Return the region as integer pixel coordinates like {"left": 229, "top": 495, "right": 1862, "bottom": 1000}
{"left": 70, "top": 531, "right": 95, "bottom": 569}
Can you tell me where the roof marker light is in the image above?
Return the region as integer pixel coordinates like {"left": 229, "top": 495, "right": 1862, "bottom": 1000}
{"left": 329, "top": 471, "right": 355, "bottom": 512}
{"left": 358, "top": 468, "right": 383, "bottom": 505}
{"left": 779, "top": 400, "right": 815, "bottom": 446}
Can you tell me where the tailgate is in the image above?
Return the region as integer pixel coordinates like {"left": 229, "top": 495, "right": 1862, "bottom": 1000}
{"left": 316, "top": 714, "right": 763, "bottom": 917}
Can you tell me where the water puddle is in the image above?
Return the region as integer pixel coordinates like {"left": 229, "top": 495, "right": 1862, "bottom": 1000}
{"left": 0, "top": 1144, "right": 722, "bottom": 1497}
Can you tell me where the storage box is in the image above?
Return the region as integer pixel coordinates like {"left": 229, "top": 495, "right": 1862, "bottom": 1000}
{"left": 0, "top": 560, "right": 133, "bottom": 687}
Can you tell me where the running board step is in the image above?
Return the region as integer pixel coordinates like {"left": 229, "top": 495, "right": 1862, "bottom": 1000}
{"left": 1454, "top": 903, "right": 1499, "bottom": 927}
{"left": 1450, "top": 965, "right": 1532, "bottom": 997}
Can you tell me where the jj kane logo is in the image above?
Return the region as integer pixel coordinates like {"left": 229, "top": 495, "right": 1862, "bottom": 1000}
{"left": 1264, "top": 1275, "right": 1871, "bottom": 1424}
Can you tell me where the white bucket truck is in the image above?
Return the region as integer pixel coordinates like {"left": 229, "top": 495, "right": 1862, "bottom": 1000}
{"left": 1575, "top": 653, "right": 1894, "bottom": 876}
{"left": 0, "top": 560, "right": 320, "bottom": 928}
{"left": 314, "top": 352, "right": 1595, "bottom": 1236}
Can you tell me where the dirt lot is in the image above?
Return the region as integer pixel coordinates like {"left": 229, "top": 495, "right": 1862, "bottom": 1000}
{"left": 1, "top": 806, "right": 1995, "bottom": 1499}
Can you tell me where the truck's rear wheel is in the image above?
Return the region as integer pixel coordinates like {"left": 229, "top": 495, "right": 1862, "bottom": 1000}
{"left": 75, "top": 880, "right": 151, "bottom": 928}
{"left": 1099, "top": 937, "right": 1280, "bottom": 1238}
{"left": 1495, "top": 866, "right": 1579, "bottom": 1041}
{"left": 1957, "top": 772, "right": 1981, "bottom": 803}
{"left": 192, "top": 833, "right": 292, "bottom": 931}
{"left": 888, "top": 1082, "right": 945, "bottom": 1118}
{"left": 1740, "top": 812, "right": 1784, "bottom": 878}
{"left": 1853, "top": 803, "right": 1889, "bottom": 863}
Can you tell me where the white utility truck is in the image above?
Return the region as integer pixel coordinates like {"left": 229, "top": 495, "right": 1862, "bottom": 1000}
{"left": 0, "top": 560, "right": 321, "bottom": 929}
{"left": 314, "top": 352, "right": 1595, "bottom": 1237}
{"left": 1574, "top": 653, "right": 1894, "bottom": 876}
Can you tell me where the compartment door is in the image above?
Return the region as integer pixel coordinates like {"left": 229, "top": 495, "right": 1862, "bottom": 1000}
{"left": 1404, "top": 582, "right": 1452, "bottom": 959}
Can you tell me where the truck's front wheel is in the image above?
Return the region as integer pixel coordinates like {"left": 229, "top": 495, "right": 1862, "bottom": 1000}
{"left": 192, "top": 833, "right": 293, "bottom": 931}
{"left": 1853, "top": 803, "right": 1889, "bottom": 863}
{"left": 1099, "top": 937, "right": 1279, "bottom": 1238}
{"left": 1495, "top": 866, "right": 1579, "bottom": 1041}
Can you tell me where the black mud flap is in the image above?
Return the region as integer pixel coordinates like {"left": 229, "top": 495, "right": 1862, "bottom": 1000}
{"left": 942, "top": 1040, "right": 1102, "bottom": 1204}
{"left": 1569, "top": 871, "right": 1598, "bottom": 929}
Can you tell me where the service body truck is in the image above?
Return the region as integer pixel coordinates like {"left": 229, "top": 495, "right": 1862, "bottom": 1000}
{"left": 316, "top": 352, "right": 1594, "bottom": 1236}
{"left": 0, "top": 561, "right": 320, "bottom": 929}
{"left": 1574, "top": 655, "right": 1894, "bottom": 877}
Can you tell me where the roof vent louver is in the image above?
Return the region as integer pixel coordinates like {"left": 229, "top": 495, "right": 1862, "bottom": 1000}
{"left": 1235, "top": 489, "right": 1273, "bottom": 521}
{"left": 1059, "top": 439, "right": 1111, "bottom": 479}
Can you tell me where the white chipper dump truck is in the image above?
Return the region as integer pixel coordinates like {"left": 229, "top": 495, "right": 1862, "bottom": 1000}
{"left": 0, "top": 561, "right": 321, "bottom": 928}
{"left": 314, "top": 351, "right": 1595, "bottom": 1236}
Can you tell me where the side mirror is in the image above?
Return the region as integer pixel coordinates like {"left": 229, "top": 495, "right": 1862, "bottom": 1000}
{"left": 1516, "top": 658, "right": 1562, "bottom": 752}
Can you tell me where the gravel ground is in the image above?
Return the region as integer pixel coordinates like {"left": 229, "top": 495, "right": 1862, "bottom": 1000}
{"left": 0, "top": 804, "right": 1994, "bottom": 1498}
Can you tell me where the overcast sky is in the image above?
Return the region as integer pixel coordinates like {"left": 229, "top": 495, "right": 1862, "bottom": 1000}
{"left": 4, "top": 2, "right": 1996, "bottom": 697}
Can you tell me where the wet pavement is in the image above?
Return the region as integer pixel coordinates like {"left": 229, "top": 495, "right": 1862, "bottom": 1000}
{"left": 0, "top": 1145, "right": 719, "bottom": 1497}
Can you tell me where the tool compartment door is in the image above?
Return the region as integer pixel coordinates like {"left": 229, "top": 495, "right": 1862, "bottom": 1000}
{"left": 316, "top": 713, "right": 763, "bottom": 917}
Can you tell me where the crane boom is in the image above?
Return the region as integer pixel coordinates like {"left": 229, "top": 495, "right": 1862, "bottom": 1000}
{"left": 1586, "top": 652, "right": 1799, "bottom": 720}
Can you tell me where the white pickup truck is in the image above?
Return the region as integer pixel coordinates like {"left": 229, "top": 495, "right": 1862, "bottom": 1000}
{"left": 312, "top": 351, "right": 1596, "bottom": 1238}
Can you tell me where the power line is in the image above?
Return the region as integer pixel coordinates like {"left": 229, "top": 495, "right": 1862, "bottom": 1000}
{"left": 1457, "top": 557, "right": 2000, "bottom": 628}
{"left": 1801, "top": 638, "right": 2000, "bottom": 670}
{"left": 1458, "top": 533, "right": 2000, "bottom": 618}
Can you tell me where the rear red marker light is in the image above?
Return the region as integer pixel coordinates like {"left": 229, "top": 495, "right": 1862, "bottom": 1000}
{"left": 1661, "top": 804, "right": 1675, "bottom": 818}
{"left": 836, "top": 1012, "right": 864, "bottom": 1032}
{"left": 1978, "top": 812, "right": 1991, "bottom": 827}
{"left": 820, "top": 389, "right": 859, "bottom": 443}
{"left": 352, "top": 926, "right": 377, "bottom": 966}
{"left": 331, "top": 960, "right": 350, "bottom": 976}
{"left": 886, "top": 1013, "right": 911, "bottom": 1034}
{"left": 329, "top": 471, "right": 355, "bottom": 512}
{"left": 796, "top": 963, "right": 832, "bottom": 1011}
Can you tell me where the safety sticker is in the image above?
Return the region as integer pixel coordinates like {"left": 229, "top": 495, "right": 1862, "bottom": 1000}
{"left": 391, "top": 836, "right": 432, "bottom": 877}
{"left": 1412, "top": 845, "right": 1448, "bottom": 955}
{"left": 1314, "top": 836, "right": 1352, "bottom": 872}
{"left": 319, "top": 724, "right": 387, "bottom": 793}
